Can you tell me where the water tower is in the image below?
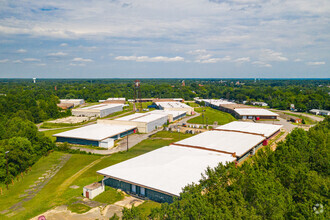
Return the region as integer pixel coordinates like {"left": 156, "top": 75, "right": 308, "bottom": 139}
{"left": 33, "top": 78, "right": 36, "bottom": 83}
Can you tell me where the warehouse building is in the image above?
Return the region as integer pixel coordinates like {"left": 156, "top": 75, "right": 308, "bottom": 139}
{"left": 233, "top": 108, "right": 278, "bottom": 120}
{"left": 98, "top": 112, "right": 168, "bottom": 133}
{"left": 60, "top": 99, "right": 85, "bottom": 107}
{"left": 155, "top": 102, "right": 194, "bottom": 115}
{"left": 310, "top": 109, "right": 330, "bottom": 116}
{"left": 96, "top": 122, "right": 281, "bottom": 203}
{"left": 54, "top": 124, "right": 136, "bottom": 148}
{"left": 216, "top": 121, "right": 282, "bottom": 139}
{"left": 97, "top": 145, "right": 236, "bottom": 203}
{"left": 150, "top": 110, "right": 186, "bottom": 122}
{"left": 72, "top": 104, "right": 123, "bottom": 118}
{"left": 172, "top": 130, "right": 266, "bottom": 163}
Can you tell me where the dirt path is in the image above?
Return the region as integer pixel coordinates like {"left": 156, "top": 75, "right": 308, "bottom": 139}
{"left": 56, "top": 156, "right": 107, "bottom": 196}
{"left": 31, "top": 195, "right": 144, "bottom": 220}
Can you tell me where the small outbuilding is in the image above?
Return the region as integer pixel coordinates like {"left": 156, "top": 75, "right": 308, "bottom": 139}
{"left": 60, "top": 99, "right": 85, "bottom": 107}
{"left": 233, "top": 108, "right": 278, "bottom": 120}
{"left": 83, "top": 182, "right": 104, "bottom": 199}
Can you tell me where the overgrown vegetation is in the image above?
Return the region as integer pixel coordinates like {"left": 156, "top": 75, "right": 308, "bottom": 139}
{"left": 123, "top": 118, "right": 330, "bottom": 219}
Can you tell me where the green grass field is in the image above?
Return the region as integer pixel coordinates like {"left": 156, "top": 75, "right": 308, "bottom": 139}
{"left": 93, "top": 186, "right": 124, "bottom": 204}
{"left": 185, "top": 102, "right": 200, "bottom": 107}
{"left": 0, "top": 131, "right": 193, "bottom": 219}
{"left": 188, "top": 107, "right": 236, "bottom": 125}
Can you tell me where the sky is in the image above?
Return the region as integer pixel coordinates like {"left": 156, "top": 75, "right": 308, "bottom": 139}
{"left": 0, "top": 0, "right": 329, "bottom": 78}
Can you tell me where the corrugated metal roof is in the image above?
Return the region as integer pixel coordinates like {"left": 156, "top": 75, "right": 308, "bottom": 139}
{"left": 216, "top": 121, "right": 282, "bottom": 138}
{"left": 115, "top": 113, "right": 167, "bottom": 123}
{"left": 155, "top": 102, "right": 192, "bottom": 109}
{"left": 174, "top": 130, "right": 265, "bottom": 157}
{"left": 53, "top": 124, "right": 136, "bottom": 141}
{"left": 234, "top": 108, "right": 278, "bottom": 116}
{"left": 97, "top": 145, "right": 235, "bottom": 196}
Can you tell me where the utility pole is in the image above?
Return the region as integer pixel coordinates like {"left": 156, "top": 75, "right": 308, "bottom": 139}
{"left": 5, "top": 151, "right": 9, "bottom": 189}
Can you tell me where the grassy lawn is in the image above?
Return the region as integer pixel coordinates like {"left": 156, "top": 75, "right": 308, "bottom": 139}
{"left": 185, "top": 102, "right": 200, "bottom": 107}
{"left": 42, "top": 127, "right": 78, "bottom": 142}
{"left": 67, "top": 203, "right": 91, "bottom": 214}
{"left": 188, "top": 107, "right": 236, "bottom": 125}
{"left": 0, "top": 131, "right": 192, "bottom": 219}
{"left": 93, "top": 186, "right": 124, "bottom": 204}
{"left": 40, "top": 120, "right": 93, "bottom": 129}
{"left": 136, "top": 200, "right": 161, "bottom": 217}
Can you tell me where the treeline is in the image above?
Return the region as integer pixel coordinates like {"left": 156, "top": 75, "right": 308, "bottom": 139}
{"left": 0, "top": 117, "right": 55, "bottom": 184}
{"left": 123, "top": 118, "right": 329, "bottom": 219}
{"left": 1, "top": 79, "right": 329, "bottom": 113}
{"left": 0, "top": 86, "right": 70, "bottom": 123}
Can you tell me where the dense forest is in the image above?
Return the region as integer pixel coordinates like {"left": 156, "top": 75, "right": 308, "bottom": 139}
{"left": 0, "top": 116, "right": 54, "bottom": 185}
{"left": 123, "top": 118, "right": 330, "bottom": 219}
{"left": 0, "top": 79, "right": 329, "bottom": 117}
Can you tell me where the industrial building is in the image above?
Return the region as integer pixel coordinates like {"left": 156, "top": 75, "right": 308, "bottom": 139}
{"left": 310, "top": 109, "right": 330, "bottom": 116}
{"left": 150, "top": 110, "right": 186, "bottom": 122}
{"left": 195, "top": 98, "right": 277, "bottom": 120}
{"left": 60, "top": 99, "right": 85, "bottom": 107}
{"left": 72, "top": 104, "right": 123, "bottom": 118}
{"left": 216, "top": 121, "right": 282, "bottom": 139}
{"left": 173, "top": 130, "right": 266, "bottom": 162}
{"left": 100, "top": 98, "right": 126, "bottom": 104}
{"left": 234, "top": 108, "right": 278, "bottom": 120}
{"left": 98, "top": 112, "right": 168, "bottom": 133}
{"left": 96, "top": 122, "right": 282, "bottom": 203}
{"left": 97, "top": 145, "right": 236, "bottom": 203}
{"left": 155, "top": 102, "right": 194, "bottom": 115}
{"left": 53, "top": 124, "right": 136, "bottom": 148}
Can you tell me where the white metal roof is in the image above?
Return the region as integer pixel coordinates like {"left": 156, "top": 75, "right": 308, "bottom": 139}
{"left": 79, "top": 103, "right": 123, "bottom": 111}
{"left": 155, "top": 102, "right": 192, "bottom": 109}
{"left": 115, "top": 113, "right": 167, "bottom": 123}
{"left": 97, "top": 145, "right": 235, "bottom": 196}
{"left": 234, "top": 108, "right": 278, "bottom": 116}
{"left": 216, "top": 121, "right": 282, "bottom": 138}
{"left": 150, "top": 110, "right": 186, "bottom": 117}
{"left": 53, "top": 124, "right": 136, "bottom": 141}
{"left": 174, "top": 130, "right": 265, "bottom": 157}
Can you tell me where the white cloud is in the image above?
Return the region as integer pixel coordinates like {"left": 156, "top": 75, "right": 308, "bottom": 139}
{"left": 115, "top": 55, "right": 184, "bottom": 62}
{"left": 60, "top": 43, "right": 68, "bottom": 47}
{"left": 35, "top": 63, "right": 46, "bottom": 66}
{"left": 235, "top": 57, "right": 250, "bottom": 63}
{"left": 198, "top": 56, "right": 231, "bottom": 63}
{"left": 252, "top": 61, "right": 272, "bottom": 67}
{"left": 69, "top": 63, "right": 86, "bottom": 66}
{"left": 307, "top": 61, "right": 325, "bottom": 65}
{"left": 23, "top": 58, "right": 40, "bottom": 62}
{"left": 13, "top": 59, "right": 22, "bottom": 63}
{"left": 0, "top": 59, "right": 9, "bottom": 63}
{"left": 72, "top": 57, "right": 93, "bottom": 62}
{"left": 48, "top": 52, "right": 68, "bottom": 56}
{"left": 16, "top": 49, "right": 27, "bottom": 53}
{"left": 259, "top": 49, "right": 288, "bottom": 62}
{"left": 294, "top": 58, "right": 302, "bottom": 62}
